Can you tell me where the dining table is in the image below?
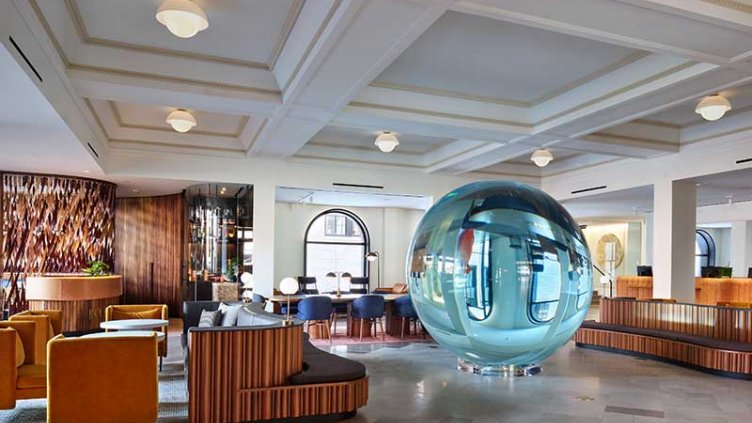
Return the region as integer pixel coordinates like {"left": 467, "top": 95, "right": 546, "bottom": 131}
{"left": 269, "top": 292, "right": 409, "bottom": 339}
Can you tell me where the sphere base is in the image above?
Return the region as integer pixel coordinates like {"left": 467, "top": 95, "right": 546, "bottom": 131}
{"left": 457, "top": 359, "right": 541, "bottom": 377}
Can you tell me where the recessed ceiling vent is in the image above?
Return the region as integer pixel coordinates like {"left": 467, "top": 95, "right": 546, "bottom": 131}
{"left": 87, "top": 142, "right": 99, "bottom": 158}
{"left": 570, "top": 185, "right": 606, "bottom": 195}
{"left": 8, "top": 36, "right": 43, "bottom": 83}
{"left": 332, "top": 182, "right": 384, "bottom": 190}
{"left": 735, "top": 157, "right": 752, "bottom": 165}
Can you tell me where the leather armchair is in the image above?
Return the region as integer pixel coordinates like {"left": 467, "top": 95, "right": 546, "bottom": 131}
{"left": 47, "top": 334, "right": 159, "bottom": 423}
{"left": 0, "top": 321, "right": 46, "bottom": 410}
{"left": 105, "top": 304, "right": 168, "bottom": 359}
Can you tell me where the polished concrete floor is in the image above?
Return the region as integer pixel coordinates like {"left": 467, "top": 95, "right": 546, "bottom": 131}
{"left": 325, "top": 341, "right": 752, "bottom": 423}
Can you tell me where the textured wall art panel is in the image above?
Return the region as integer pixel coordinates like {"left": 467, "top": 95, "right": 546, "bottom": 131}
{"left": 1, "top": 172, "right": 116, "bottom": 313}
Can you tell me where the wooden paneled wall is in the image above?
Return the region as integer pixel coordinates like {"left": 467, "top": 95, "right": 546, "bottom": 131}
{"left": 189, "top": 325, "right": 368, "bottom": 423}
{"left": 114, "top": 194, "right": 185, "bottom": 314}
{"left": 615, "top": 276, "right": 752, "bottom": 304}
{"left": 600, "top": 298, "right": 752, "bottom": 343}
{"left": 0, "top": 173, "right": 116, "bottom": 314}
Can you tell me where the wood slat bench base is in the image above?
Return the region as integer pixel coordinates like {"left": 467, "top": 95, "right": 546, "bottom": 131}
{"left": 574, "top": 327, "right": 752, "bottom": 379}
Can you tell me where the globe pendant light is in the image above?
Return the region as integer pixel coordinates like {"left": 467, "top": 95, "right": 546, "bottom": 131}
{"left": 695, "top": 95, "right": 731, "bottom": 121}
{"left": 166, "top": 109, "right": 197, "bottom": 133}
{"left": 530, "top": 149, "right": 553, "bottom": 167}
{"left": 374, "top": 132, "right": 399, "bottom": 153}
{"left": 156, "top": 0, "right": 209, "bottom": 39}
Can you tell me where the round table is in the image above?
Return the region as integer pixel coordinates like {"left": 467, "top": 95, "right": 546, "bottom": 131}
{"left": 100, "top": 319, "right": 169, "bottom": 331}
{"left": 82, "top": 330, "right": 166, "bottom": 342}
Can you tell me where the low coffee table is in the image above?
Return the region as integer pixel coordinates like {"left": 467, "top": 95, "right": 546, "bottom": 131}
{"left": 100, "top": 319, "right": 169, "bottom": 370}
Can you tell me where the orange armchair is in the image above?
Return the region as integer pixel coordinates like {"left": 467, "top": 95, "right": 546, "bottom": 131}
{"left": 0, "top": 321, "right": 47, "bottom": 410}
{"left": 47, "top": 334, "right": 159, "bottom": 423}
{"left": 9, "top": 310, "right": 63, "bottom": 364}
{"left": 104, "top": 304, "right": 168, "bottom": 360}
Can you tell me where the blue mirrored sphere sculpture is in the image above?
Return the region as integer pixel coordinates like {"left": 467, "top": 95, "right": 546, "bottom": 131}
{"left": 407, "top": 181, "right": 592, "bottom": 369}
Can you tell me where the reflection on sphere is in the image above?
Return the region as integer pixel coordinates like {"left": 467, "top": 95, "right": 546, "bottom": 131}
{"left": 407, "top": 181, "right": 592, "bottom": 368}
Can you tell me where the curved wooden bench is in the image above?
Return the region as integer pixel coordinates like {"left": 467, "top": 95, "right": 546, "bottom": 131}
{"left": 574, "top": 321, "right": 752, "bottom": 379}
{"left": 188, "top": 324, "right": 368, "bottom": 423}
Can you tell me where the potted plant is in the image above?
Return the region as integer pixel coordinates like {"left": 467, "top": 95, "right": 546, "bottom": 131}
{"left": 225, "top": 258, "right": 239, "bottom": 282}
{"left": 82, "top": 260, "right": 111, "bottom": 276}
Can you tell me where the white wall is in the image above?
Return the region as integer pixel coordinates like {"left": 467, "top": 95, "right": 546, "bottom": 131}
{"left": 273, "top": 203, "right": 424, "bottom": 290}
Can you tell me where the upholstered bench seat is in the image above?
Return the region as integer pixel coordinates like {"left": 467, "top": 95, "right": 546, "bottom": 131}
{"left": 579, "top": 320, "right": 752, "bottom": 352}
{"left": 575, "top": 320, "right": 752, "bottom": 379}
{"left": 290, "top": 340, "right": 367, "bottom": 385}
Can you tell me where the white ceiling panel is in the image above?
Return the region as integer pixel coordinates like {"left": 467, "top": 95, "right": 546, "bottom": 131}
{"left": 375, "top": 11, "right": 642, "bottom": 104}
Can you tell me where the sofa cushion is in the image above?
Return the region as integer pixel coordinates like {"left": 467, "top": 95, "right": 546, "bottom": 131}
{"left": 237, "top": 304, "right": 285, "bottom": 327}
{"left": 289, "top": 340, "right": 367, "bottom": 385}
{"left": 15, "top": 332, "right": 25, "bottom": 367}
{"left": 579, "top": 320, "right": 752, "bottom": 352}
{"left": 198, "top": 310, "right": 220, "bottom": 327}
{"left": 218, "top": 303, "right": 243, "bottom": 327}
{"left": 111, "top": 308, "right": 162, "bottom": 320}
{"left": 16, "top": 364, "right": 46, "bottom": 389}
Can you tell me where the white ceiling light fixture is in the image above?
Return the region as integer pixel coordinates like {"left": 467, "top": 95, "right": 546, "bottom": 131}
{"left": 156, "top": 0, "right": 209, "bottom": 39}
{"left": 375, "top": 132, "right": 399, "bottom": 153}
{"left": 695, "top": 95, "right": 731, "bottom": 121}
{"left": 530, "top": 149, "right": 553, "bottom": 167}
{"left": 166, "top": 109, "right": 197, "bottom": 133}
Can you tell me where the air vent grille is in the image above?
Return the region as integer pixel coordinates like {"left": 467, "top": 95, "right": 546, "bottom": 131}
{"left": 332, "top": 183, "right": 384, "bottom": 190}
{"left": 8, "top": 36, "right": 42, "bottom": 83}
{"left": 571, "top": 185, "right": 606, "bottom": 195}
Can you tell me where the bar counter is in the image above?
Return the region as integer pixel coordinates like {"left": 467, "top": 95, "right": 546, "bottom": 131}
{"left": 616, "top": 275, "right": 752, "bottom": 305}
{"left": 25, "top": 274, "right": 122, "bottom": 332}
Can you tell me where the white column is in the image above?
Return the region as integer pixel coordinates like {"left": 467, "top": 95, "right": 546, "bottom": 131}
{"left": 252, "top": 183, "right": 276, "bottom": 296}
{"left": 652, "top": 180, "right": 697, "bottom": 302}
{"left": 642, "top": 213, "right": 653, "bottom": 265}
{"left": 730, "top": 221, "right": 752, "bottom": 277}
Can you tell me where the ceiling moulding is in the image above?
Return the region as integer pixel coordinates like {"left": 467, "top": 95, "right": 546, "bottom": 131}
{"left": 369, "top": 51, "right": 649, "bottom": 108}
{"left": 58, "top": 0, "right": 304, "bottom": 70}
{"left": 347, "top": 101, "right": 533, "bottom": 130}
{"left": 699, "top": 0, "right": 752, "bottom": 14}
{"left": 108, "top": 101, "right": 250, "bottom": 139}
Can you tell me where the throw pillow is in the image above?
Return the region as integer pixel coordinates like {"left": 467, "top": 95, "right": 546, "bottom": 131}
{"left": 218, "top": 303, "right": 243, "bottom": 327}
{"left": 15, "top": 332, "right": 25, "bottom": 367}
{"left": 198, "top": 310, "right": 219, "bottom": 327}
{"left": 111, "top": 308, "right": 162, "bottom": 320}
{"left": 237, "top": 304, "right": 285, "bottom": 327}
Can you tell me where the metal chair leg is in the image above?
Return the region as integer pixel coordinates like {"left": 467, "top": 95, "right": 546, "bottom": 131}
{"left": 359, "top": 318, "right": 364, "bottom": 342}
{"left": 159, "top": 357, "right": 163, "bottom": 372}
{"left": 400, "top": 317, "right": 405, "bottom": 339}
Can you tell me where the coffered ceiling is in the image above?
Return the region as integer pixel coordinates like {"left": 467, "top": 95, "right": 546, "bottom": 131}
{"left": 4, "top": 0, "right": 752, "bottom": 183}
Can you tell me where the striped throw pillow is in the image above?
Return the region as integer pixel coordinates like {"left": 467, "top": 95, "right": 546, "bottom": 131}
{"left": 198, "top": 310, "right": 219, "bottom": 327}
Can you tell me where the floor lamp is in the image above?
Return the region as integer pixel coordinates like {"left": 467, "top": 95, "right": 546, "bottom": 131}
{"left": 366, "top": 251, "right": 380, "bottom": 289}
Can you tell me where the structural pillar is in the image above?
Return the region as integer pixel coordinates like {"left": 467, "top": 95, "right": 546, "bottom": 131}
{"left": 652, "top": 180, "right": 696, "bottom": 302}
{"left": 731, "top": 221, "right": 752, "bottom": 277}
{"left": 252, "top": 183, "right": 276, "bottom": 297}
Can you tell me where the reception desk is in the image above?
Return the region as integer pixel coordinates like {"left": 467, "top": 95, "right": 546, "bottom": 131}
{"left": 616, "top": 276, "right": 752, "bottom": 305}
{"left": 26, "top": 275, "right": 122, "bottom": 332}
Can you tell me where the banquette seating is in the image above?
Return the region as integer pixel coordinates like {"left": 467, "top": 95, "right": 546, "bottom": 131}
{"left": 575, "top": 297, "right": 752, "bottom": 379}
{"left": 184, "top": 301, "right": 369, "bottom": 423}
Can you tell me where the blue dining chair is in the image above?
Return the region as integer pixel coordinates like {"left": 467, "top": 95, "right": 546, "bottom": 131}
{"left": 393, "top": 295, "right": 424, "bottom": 339}
{"left": 297, "top": 296, "right": 334, "bottom": 341}
{"left": 350, "top": 294, "right": 385, "bottom": 342}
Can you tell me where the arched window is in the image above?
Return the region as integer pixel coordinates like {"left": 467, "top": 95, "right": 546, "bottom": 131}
{"left": 304, "top": 209, "right": 369, "bottom": 292}
{"left": 695, "top": 229, "right": 716, "bottom": 277}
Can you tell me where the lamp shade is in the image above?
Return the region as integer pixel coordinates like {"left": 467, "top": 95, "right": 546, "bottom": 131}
{"left": 366, "top": 251, "right": 379, "bottom": 262}
{"left": 530, "top": 149, "right": 553, "bottom": 167}
{"left": 166, "top": 109, "right": 197, "bottom": 133}
{"left": 341, "top": 272, "right": 352, "bottom": 280}
{"left": 695, "top": 95, "right": 731, "bottom": 121}
{"left": 279, "top": 277, "right": 299, "bottom": 295}
{"left": 374, "top": 132, "right": 399, "bottom": 153}
{"left": 156, "top": 0, "right": 209, "bottom": 38}
{"left": 240, "top": 272, "right": 253, "bottom": 287}
{"left": 325, "top": 272, "right": 337, "bottom": 278}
